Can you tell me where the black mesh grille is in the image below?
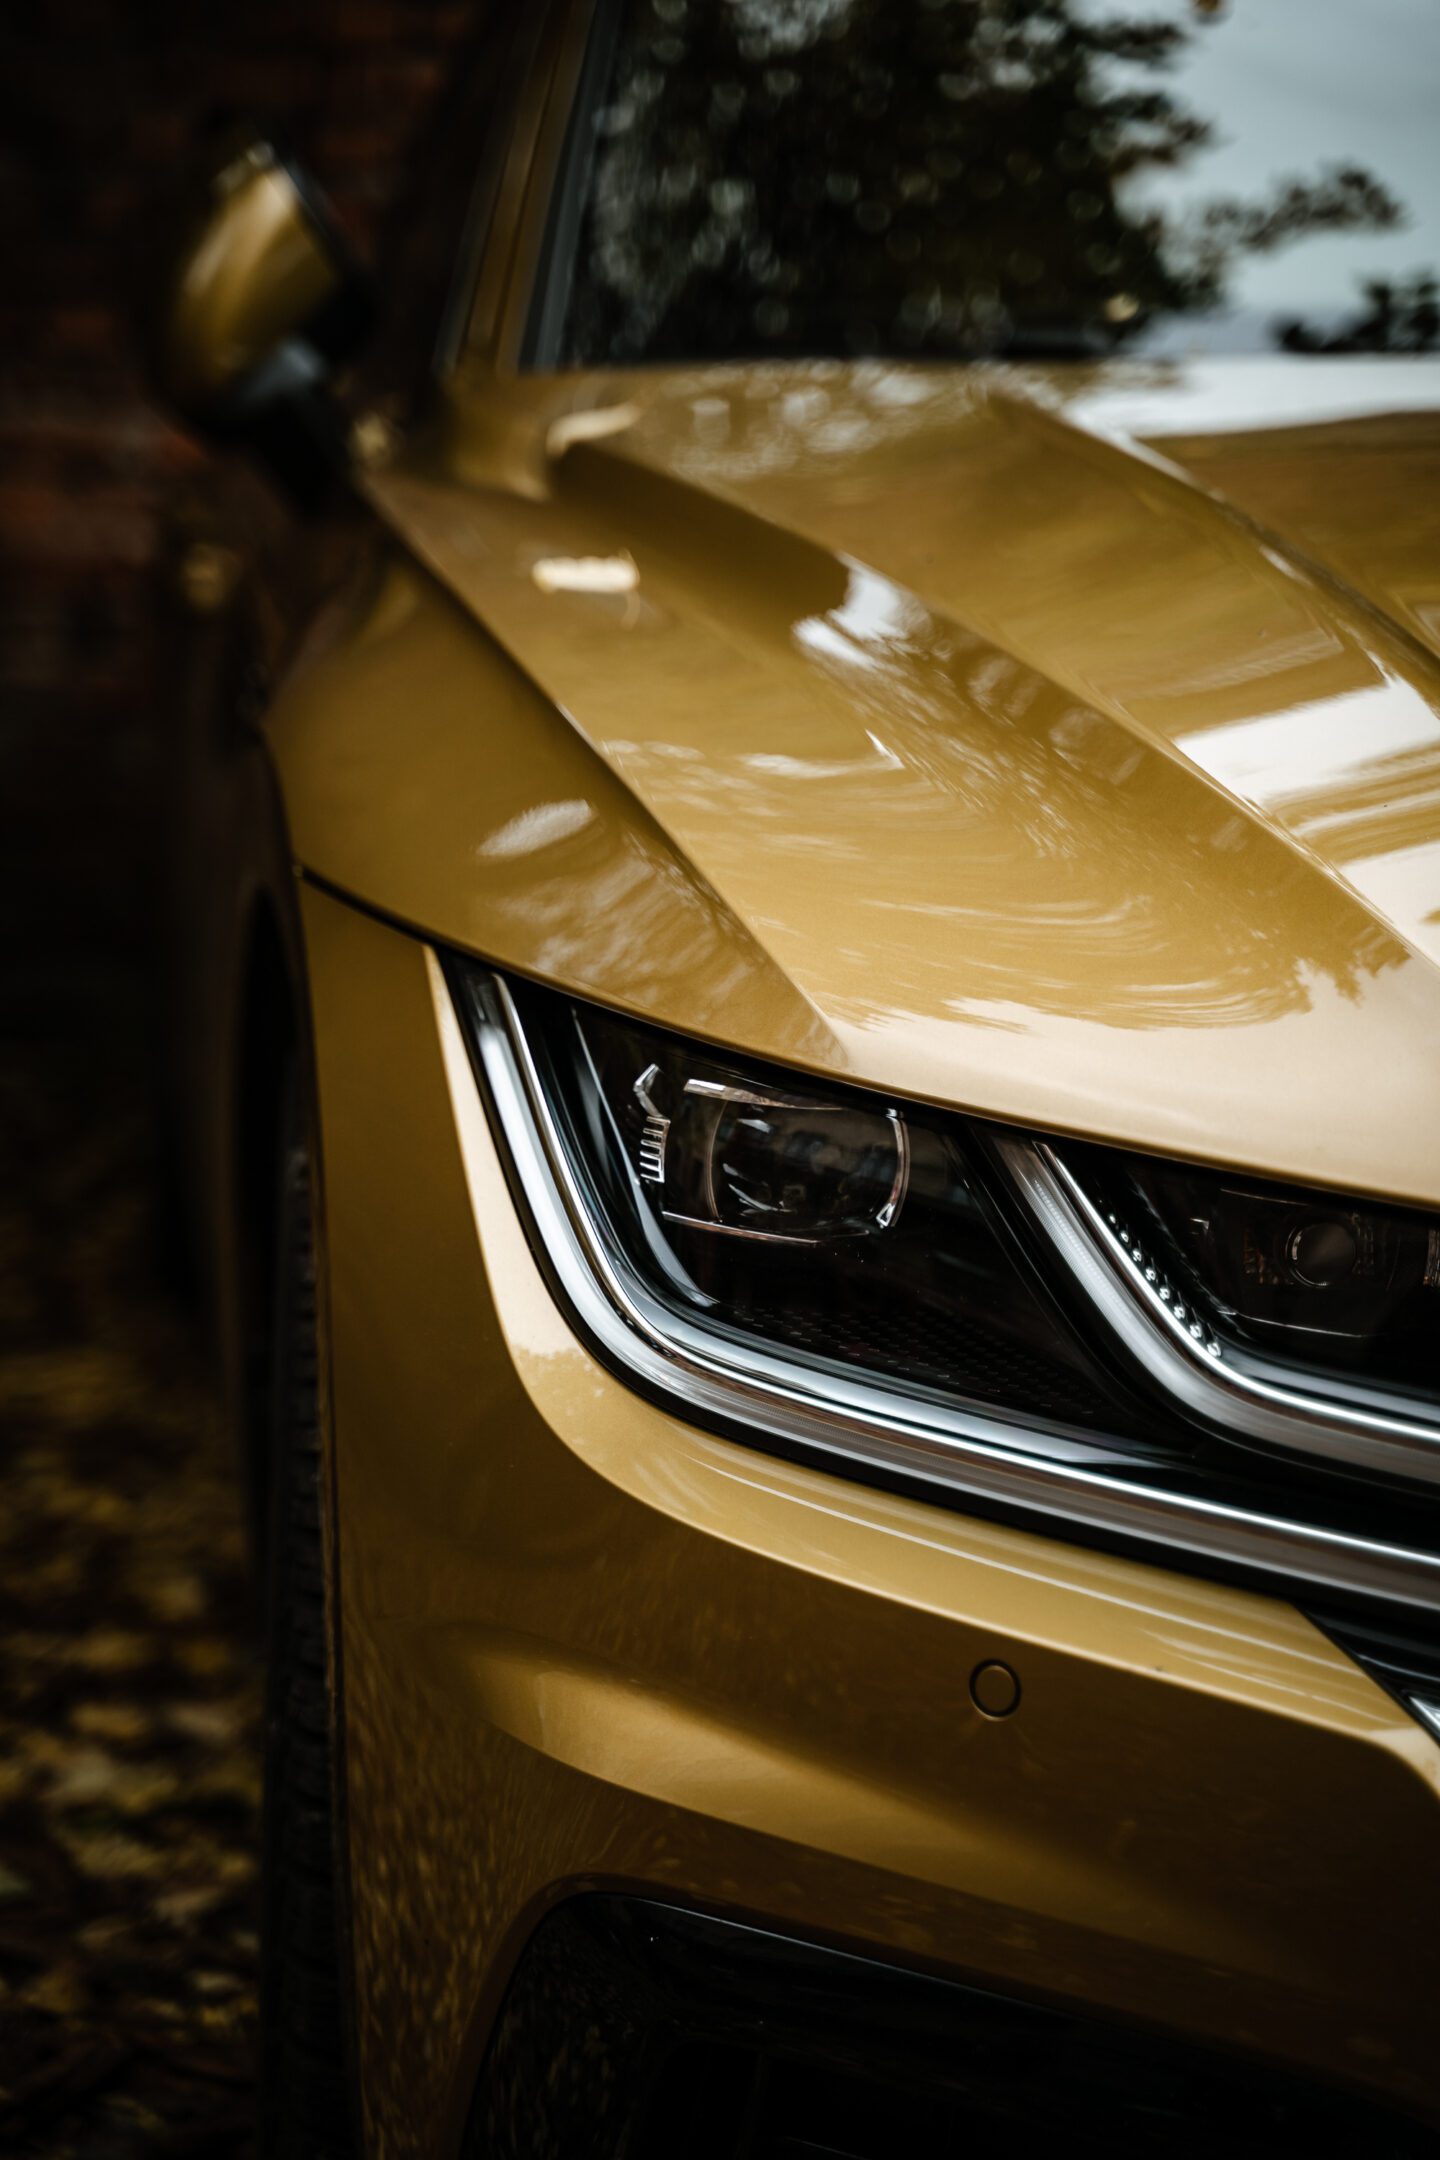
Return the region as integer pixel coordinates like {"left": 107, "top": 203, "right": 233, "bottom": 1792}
{"left": 729, "top": 1292, "right": 1114, "bottom": 1425}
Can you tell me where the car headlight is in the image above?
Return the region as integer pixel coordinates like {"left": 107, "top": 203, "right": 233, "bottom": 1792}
{"left": 447, "top": 962, "right": 1440, "bottom": 1614}
{"left": 1053, "top": 1148, "right": 1438, "bottom": 1397}
{"left": 1005, "top": 1141, "right": 1440, "bottom": 1490}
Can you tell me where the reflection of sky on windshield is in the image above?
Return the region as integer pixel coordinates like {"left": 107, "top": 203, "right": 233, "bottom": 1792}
{"left": 1061, "top": 358, "right": 1440, "bottom": 441}
{"left": 1086, "top": 0, "right": 1440, "bottom": 348}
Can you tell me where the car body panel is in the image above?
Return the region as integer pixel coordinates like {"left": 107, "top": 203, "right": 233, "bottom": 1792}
{"left": 158, "top": 11, "right": 1440, "bottom": 2144}
{"left": 299, "top": 880, "right": 1440, "bottom": 2156}
{"left": 1059, "top": 361, "right": 1440, "bottom": 658}
{"left": 271, "top": 356, "right": 1440, "bottom": 1203}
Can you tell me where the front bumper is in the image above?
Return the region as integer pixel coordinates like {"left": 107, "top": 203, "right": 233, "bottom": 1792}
{"left": 470, "top": 1896, "right": 1434, "bottom": 2157}
{"left": 302, "top": 883, "right": 1440, "bottom": 2156}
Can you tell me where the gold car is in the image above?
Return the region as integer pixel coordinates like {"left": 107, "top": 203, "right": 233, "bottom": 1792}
{"left": 151, "top": 2, "right": 1440, "bottom": 2152}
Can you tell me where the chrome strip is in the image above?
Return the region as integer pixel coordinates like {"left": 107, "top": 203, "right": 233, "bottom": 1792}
{"left": 1411, "top": 1697, "right": 1440, "bottom": 1743}
{"left": 447, "top": 965, "right": 1440, "bottom": 1614}
{"left": 1001, "top": 1139, "right": 1440, "bottom": 1491}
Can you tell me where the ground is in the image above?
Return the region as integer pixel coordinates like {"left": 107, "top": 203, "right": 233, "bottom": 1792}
{"left": 0, "top": 1034, "right": 260, "bottom": 2156}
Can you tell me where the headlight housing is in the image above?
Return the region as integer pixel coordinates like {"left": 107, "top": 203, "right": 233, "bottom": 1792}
{"left": 1059, "top": 1146, "right": 1439, "bottom": 1398}
{"left": 556, "top": 986, "right": 1138, "bottom": 1440}
{"left": 448, "top": 962, "right": 1440, "bottom": 1613}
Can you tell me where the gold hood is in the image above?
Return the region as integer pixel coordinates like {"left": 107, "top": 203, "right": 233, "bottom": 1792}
{"left": 273, "top": 358, "right": 1440, "bottom": 1206}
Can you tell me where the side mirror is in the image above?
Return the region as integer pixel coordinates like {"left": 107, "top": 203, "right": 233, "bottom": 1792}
{"left": 148, "top": 140, "right": 375, "bottom": 502}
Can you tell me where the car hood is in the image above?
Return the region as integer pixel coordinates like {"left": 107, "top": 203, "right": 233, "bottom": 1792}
{"left": 276, "top": 358, "right": 1440, "bottom": 1205}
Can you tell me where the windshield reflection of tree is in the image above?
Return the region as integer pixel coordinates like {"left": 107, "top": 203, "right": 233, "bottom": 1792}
{"left": 568, "top": 0, "right": 1424, "bottom": 364}
{"left": 1282, "top": 274, "right": 1439, "bottom": 356}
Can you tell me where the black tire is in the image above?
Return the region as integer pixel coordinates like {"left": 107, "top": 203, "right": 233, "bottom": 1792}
{"left": 260, "top": 1098, "right": 356, "bottom": 2157}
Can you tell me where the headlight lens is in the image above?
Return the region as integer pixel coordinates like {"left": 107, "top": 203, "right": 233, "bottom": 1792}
{"left": 630, "top": 1059, "right": 909, "bottom": 1242}
{"left": 539, "top": 988, "right": 1129, "bottom": 1434}
{"left": 1057, "top": 1143, "right": 1440, "bottom": 1404}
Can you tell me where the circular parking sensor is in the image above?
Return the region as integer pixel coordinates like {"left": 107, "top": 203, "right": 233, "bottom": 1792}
{"left": 969, "top": 1659, "right": 1021, "bottom": 1719}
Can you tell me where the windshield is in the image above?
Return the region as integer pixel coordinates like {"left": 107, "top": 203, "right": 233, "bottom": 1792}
{"left": 539, "top": 0, "right": 1440, "bottom": 367}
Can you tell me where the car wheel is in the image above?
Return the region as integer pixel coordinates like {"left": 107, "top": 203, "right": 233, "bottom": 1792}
{"left": 259, "top": 1092, "right": 355, "bottom": 2156}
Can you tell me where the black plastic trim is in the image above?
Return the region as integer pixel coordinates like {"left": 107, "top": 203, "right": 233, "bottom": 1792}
{"left": 522, "top": 0, "right": 627, "bottom": 370}
{"left": 1312, "top": 1605, "right": 1440, "bottom": 1736}
{"left": 464, "top": 1895, "right": 1435, "bottom": 2157}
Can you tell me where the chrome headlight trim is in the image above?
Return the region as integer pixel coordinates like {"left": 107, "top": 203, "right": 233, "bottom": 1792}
{"left": 1001, "top": 1140, "right": 1440, "bottom": 1490}
{"left": 445, "top": 961, "right": 1440, "bottom": 1615}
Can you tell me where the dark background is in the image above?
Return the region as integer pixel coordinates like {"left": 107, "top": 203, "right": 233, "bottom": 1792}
{"left": 1, "top": 0, "right": 471, "bottom": 1030}
{"left": 0, "top": 5, "right": 469, "bottom": 2147}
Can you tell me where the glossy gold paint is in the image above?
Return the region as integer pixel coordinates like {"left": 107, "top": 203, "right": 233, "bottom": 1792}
{"left": 273, "top": 356, "right": 1440, "bottom": 1205}
{"left": 300, "top": 882, "right": 1440, "bottom": 2155}
{"left": 157, "top": 148, "right": 339, "bottom": 418}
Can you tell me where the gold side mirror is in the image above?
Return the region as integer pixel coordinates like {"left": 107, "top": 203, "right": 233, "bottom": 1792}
{"left": 148, "top": 139, "right": 374, "bottom": 485}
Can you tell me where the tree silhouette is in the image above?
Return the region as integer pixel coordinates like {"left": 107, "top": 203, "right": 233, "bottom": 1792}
{"left": 1280, "top": 271, "right": 1439, "bottom": 355}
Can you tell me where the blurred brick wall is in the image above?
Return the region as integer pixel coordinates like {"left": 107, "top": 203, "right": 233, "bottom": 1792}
{"left": 0, "top": 0, "right": 471, "bottom": 1030}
